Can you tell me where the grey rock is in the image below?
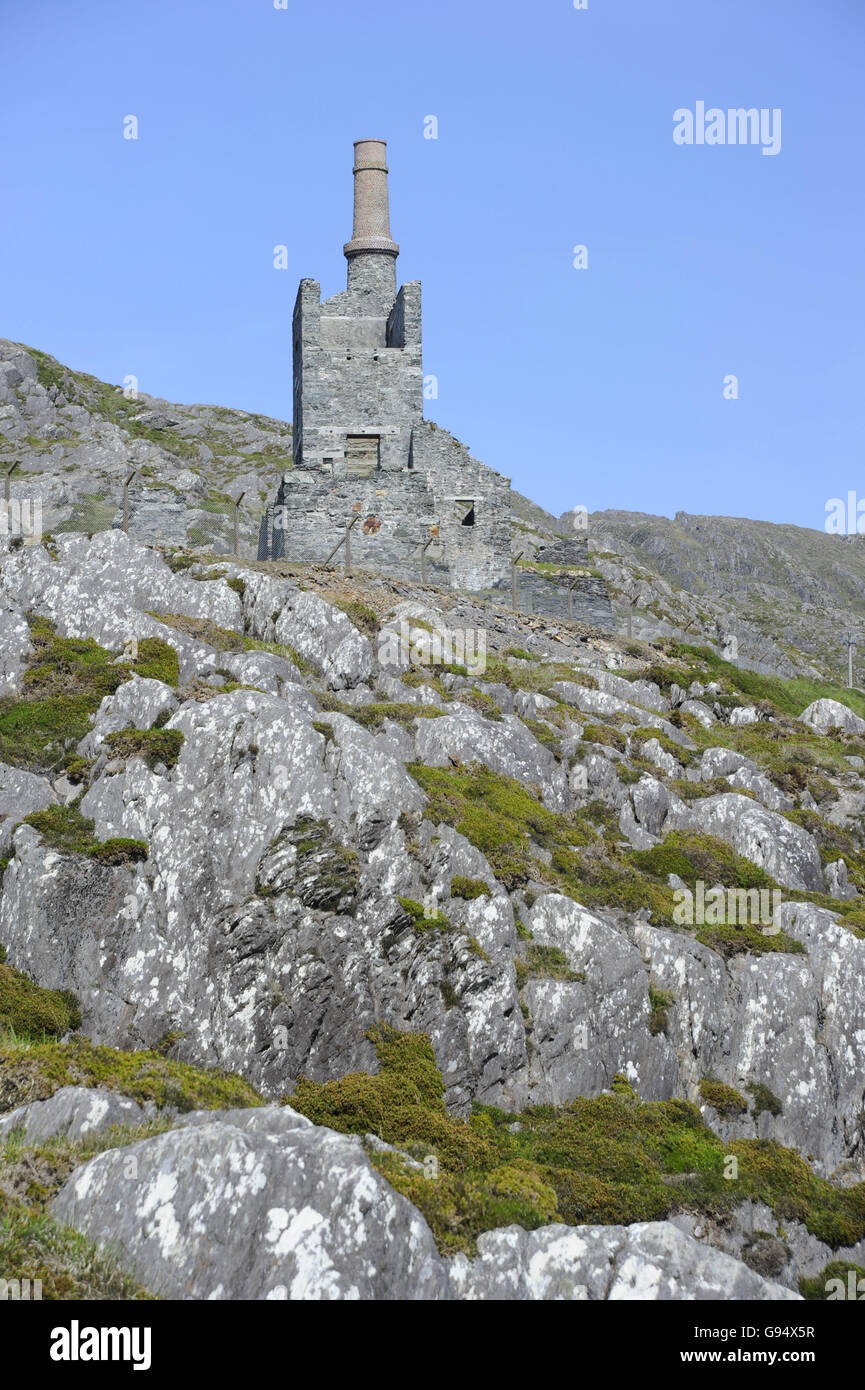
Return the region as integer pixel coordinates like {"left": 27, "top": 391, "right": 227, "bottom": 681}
{"left": 691, "top": 793, "right": 824, "bottom": 891}
{"left": 0, "top": 1086, "right": 145, "bottom": 1143}
{"left": 0, "top": 761, "right": 57, "bottom": 851}
{"left": 799, "top": 699, "right": 865, "bottom": 735}
{"left": 51, "top": 1105, "right": 448, "bottom": 1300}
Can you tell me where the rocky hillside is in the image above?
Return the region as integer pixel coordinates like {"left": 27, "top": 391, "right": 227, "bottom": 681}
{"left": 1, "top": 526, "right": 864, "bottom": 1300}
{"left": 0, "top": 339, "right": 290, "bottom": 554}
{"left": 588, "top": 509, "right": 865, "bottom": 682}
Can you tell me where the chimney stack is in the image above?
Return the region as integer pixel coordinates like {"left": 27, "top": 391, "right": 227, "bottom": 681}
{"left": 344, "top": 139, "right": 399, "bottom": 262}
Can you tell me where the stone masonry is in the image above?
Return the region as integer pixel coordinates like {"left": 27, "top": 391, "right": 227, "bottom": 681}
{"left": 259, "top": 140, "right": 612, "bottom": 627}
{"left": 259, "top": 139, "right": 513, "bottom": 595}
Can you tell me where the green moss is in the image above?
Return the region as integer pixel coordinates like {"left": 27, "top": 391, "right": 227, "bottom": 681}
{"left": 0, "top": 621, "right": 178, "bottom": 772}
{"left": 0, "top": 965, "right": 81, "bottom": 1039}
{"left": 515, "top": 944, "right": 584, "bottom": 989}
{"left": 747, "top": 1081, "right": 784, "bottom": 1119}
{"left": 328, "top": 598, "right": 379, "bottom": 639}
{"left": 648, "top": 984, "right": 674, "bottom": 1036}
{"left": 699, "top": 1078, "right": 748, "bottom": 1118}
{"left": 351, "top": 702, "right": 444, "bottom": 730}
{"left": 0, "top": 1035, "right": 262, "bottom": 1114}
{"left": 105, "top": 726, "right": 184, "bottom": 771}
{"left": 132, "top": 637, "right": 179, "bottom": 686}
{"left": 630, "top": 831, "right": 774, "bottom": 891}
{"left": 581, "top": 723, "right": 627, "bottom": 752}
{"left": 226, "top": 577, "right": 246, "bottom": 598}
{"left": 289, "top": 1026, "right": 865, "bottom": 1255}
{"left": 673, "top": 643, "right": 865, "bottom": 722}
{"left": 450, "top": 876, "right": 491, "bottom": 900}
{"left": 454, "top": 688, "right": 503, "bottom": 721}
{"left": 0, "top": 1187, "right": 155, "bottom": 1300}
{"left": 22, "top": 803, "right": 148, "bottom": 866}
{"left": 397, "top": 896, "right": 451, "bottom": 934}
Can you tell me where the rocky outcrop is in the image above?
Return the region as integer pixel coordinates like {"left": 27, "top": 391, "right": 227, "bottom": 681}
{"left": 51, "top": 1105, "right": 798, "bottom": 1300}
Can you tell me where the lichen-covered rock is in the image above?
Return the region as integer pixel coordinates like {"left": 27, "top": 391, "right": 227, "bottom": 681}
{"left": 799, "top": 699, "right": 865, "bottom": 735}
{"left": 77, "top": 676, "right": 178, "bottom": 757}
{"left": 0, "top": 1085, "right": 145, "bottom": 1143}
{"left": 691, "top": 793, "right": 824, "bottom": 891}
{"left": 0, "top": 762, "right": 57, "bottom": 850}
{"left": 52, "top": 1105, "right": 449, "bottom": 1300}
{"left": 449, "top": 1221, "right": 799, "bottom": 1300}
{"left": 414, "top": 705, "right": 569, "bottom": 811}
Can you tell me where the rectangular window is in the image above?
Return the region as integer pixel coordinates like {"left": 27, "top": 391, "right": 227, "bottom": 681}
{"left": 345, "top": 436, "right": 380, "bottom": 477}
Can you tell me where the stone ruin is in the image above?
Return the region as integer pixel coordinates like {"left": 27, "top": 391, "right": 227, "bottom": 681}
{"left": 259, "top": 139, "right": 611, "bottom": 628}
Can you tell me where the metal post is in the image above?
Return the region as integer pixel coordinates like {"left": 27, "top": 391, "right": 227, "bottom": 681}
{"left": 420, "top": 536, "right": 434, "bottom": 584}
{"left": 123, "top": 470, "right": 137, "bottom": 535}
{"left": 323, "top": 515, "right": 360, "bottom": 571}
{"left": 843, "top": 632, "right": 859, "bottom": 689}
{"left": 567, "top": 576, "right": 579, "bottom": 622}
{"left": 512, "top": 552, "right": 523, "bottom": 615}
{"left": 233, "top": 491, "right": 245, "bottom": 558}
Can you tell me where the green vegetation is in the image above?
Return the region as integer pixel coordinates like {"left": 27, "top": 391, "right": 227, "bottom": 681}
{"left": 630, "top": 831, "right": 773, "bottom": 891}
{"left": 0, "top": 1025, "right": 264, "bottom": 1300}
{"left": 22, "top": 803, "right": 148, "bottom": 866}
{"left": 673, "top": 644, "right": 865, "bottom": 722}
{"left": 450, "top": 876, "right": 491, "bottom": 900}
{"left": 799, "top": 1260, "right": 865, "bottom": 1300}
{"left": 154, "top": 611, "right": 313, "bottom": 676}
{"left": 648, "top": 985, "right": 674, "bottom": 1036}
{"left": 0, "top": 619, "right": 178, "bottom": 772}
{"left": 105, "top": 726, "right": 184, "bottom": 771}
{"left": 747, "top": 1081, "right": 784, "bottom": 1119}
{"left": 397, "top": 896, "right": 451, "bottom": 934}
{"left": 0, "top": 1035, "right": 263, "bottom": 1114}
{"left": 699, "top": 1078, "right": 748, "bottom": 1118}
{"left": 515, "top": 944, "right": 584, "bottom": 990}
{"left": 0, "top": 964, "right": 81, "bottom": 1039}
{"left": 328, "top": 597, "right": 379, "bottom": 638}
{"left": 409, "top": 763, "right": 802, "bottom": 956}
{"left": 289, "top": 1026, "right": 865, "bottom": 1256}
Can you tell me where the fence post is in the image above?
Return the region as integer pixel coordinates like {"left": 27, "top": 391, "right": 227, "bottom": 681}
{"left": 123, "top": 470, "right": 137, "bottom": 535}
{"left": 233, "top": 491, "right": 245, "bottom": 558}
{"left": 511, "top": 552, "right": 523, "bottom": 615}
{"left": 420, "top": 535, "right": 434, "bottom": 584}
{"left": 322, "top": 514, "right": 360, "bottom": 571}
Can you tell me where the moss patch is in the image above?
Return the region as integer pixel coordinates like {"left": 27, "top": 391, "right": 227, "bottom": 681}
{"left": 105, "top": 726, "right": 184, "bottom": 771}
{"left": 288, "top": 1026, "right": 865, "bottom": 1257}
{"left": 450, "top": 876, "right": 491, "bottom": 900}
{"left": 22, "top": 803, "right": 148, "bottom": 866}
{"left": 0, "top": 1035, "right": 263, "bottom": 1115}
{"left": 0, "top": 965, "right": 81, "bottom": 1040}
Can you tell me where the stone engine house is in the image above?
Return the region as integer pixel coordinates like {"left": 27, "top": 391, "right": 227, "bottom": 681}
{"left": 258, "top": 139, "right": 513, "bottom": 595}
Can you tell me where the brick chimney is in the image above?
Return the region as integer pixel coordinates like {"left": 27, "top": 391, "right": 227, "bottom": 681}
{"left": 343, "top": 139, "right": 399, "bottom": 303}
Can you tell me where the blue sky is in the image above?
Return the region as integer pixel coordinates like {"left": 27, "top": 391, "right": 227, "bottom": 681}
{"left": 2, "top": 0, "right": 862, "bottom": 528}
